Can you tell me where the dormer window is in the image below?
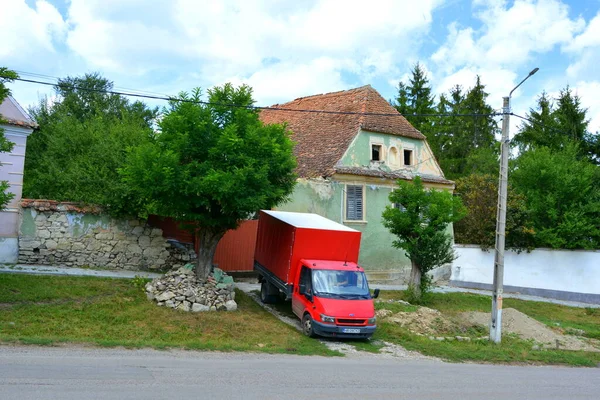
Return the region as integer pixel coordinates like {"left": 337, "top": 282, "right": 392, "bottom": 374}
{"left": 404, "top": 149, "right": 413, "bottom": 166}
{"left": 371, "top": 144, "right": 382, "bottom": 161}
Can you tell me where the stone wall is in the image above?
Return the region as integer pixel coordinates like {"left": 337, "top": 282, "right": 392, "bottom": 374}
{"left": 18, "top": 200, "right": 196, "bottom": 270}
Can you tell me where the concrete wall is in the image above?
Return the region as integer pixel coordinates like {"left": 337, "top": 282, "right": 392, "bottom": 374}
{"left": 451, "top": 245, "right": 600, "bottom": 304}
{"left": 17, "top": 200, "right": 196, "bottom": 271}
{"left": 0, "top": 124, "right": 32, "bottom": 263}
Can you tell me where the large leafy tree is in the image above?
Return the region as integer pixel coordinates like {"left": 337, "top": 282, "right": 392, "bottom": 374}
{"left": 382, "top": 177, "right": 466, "bottom": 301}
{"left": 0, "top": 68, "right": 17, "bottom": 210}
{"left": 511, "top": 145, "right": 600, "bottom": 249}
{"left": 120, "top": 84, "right": 297, "bottom": 279}
{"left": 23, "top": 73, "right": 157, "bottom": 211}
{"left": 454, "top": 173, "right": 534, "bottom": 250}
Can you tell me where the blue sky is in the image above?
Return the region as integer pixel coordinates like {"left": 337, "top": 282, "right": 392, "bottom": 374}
{"left": 2, "top": 0, "right": 600, "bottom": 133}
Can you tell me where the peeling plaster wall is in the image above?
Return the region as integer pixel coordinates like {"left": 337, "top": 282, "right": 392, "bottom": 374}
{"left": 339, "top": 130, "right": 441, "bottom": 176}
{"left": 18, "top": 202, "right": 195, "bottom": 270}
{"left": 276, "top": 178, "right": 413, "bottom": 283}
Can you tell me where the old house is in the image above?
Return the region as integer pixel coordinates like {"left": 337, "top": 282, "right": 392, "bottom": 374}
{"left": 261, "top": 85, "right": 454, "bottom": 282}
{"left": 0, "top": 96, "right": 36, "bottom": 263}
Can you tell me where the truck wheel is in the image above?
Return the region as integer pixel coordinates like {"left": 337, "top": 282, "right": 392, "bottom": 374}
{"left": 260, "top": 281, "right": 278, "bottom": 304}
{"left": 302, "top": 313, "right": 316, "bottom": 338}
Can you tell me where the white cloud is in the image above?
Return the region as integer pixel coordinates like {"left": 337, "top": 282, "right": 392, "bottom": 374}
{"left": 565, "top": 11, "right": 600, "bottom": 53}
{"left": 572, "top": 81, "right": 600, "bottom": 133}
{"left": 0, "top": 0, "right": 66, "bottom": 64}
{"left": 61, "top": 0, "right": 442, "bottom": 100}
{"left": 224, "top": 57, "right": 349, "bottom": 106}
{"left": 433, "top": 0, "right": 585, "bottom": 73}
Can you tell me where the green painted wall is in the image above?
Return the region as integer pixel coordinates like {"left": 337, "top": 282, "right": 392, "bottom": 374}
{"left": 277, "top": 179, "right": 410, "bottom": 273}
{"left": 340, "top": 130, "right": 441, "bottom": 176}
{"left": 279, "top": 130, "right": 453, "bottom": 281}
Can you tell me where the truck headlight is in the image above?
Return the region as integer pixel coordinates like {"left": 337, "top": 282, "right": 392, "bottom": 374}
{"left": 320, "top": 314, "right": 335, "bottom": 323}
{"left": 368, "top": 317, "right": 376, "bottom": 325}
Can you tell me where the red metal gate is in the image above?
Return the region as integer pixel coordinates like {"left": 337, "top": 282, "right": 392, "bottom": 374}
{"left": 148, "top": 215, "right": 258, "bottom": 272}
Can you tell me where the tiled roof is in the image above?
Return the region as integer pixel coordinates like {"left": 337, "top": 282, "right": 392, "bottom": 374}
{"left": 335, "top": 166, "right": 454, "bottom": 186}
{"left": 0, "top": 96, "right": 37, "bottom": 129}
{"left": 260, "top": 85, "right": 425, "bottom": 178}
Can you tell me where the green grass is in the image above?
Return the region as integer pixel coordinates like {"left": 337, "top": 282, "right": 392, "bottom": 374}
{"left": 374, "top": 290, "right": 600, "bottom": 367}
{"left": 0, "top": 274, "right": 340, "bottom": 356}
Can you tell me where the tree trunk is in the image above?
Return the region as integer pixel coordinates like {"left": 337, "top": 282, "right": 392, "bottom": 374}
{"left": 195, "top": 228, "right": 226, "bottom": 280}
{"left": 408, "top": 259, "right": 422, "bottom": 300}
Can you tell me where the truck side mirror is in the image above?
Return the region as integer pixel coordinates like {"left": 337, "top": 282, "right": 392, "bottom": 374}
{"left": 373, "top": 288, "right": 380, "bottom": 299}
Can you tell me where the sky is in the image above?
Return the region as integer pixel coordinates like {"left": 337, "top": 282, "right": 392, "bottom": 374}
{"left": 1, "top": 0, "right": 600, "bottom": 134}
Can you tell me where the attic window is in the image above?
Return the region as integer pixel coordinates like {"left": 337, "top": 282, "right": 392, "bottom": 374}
{"left": 371, "top": 145, "right": 382, "bottom": 161}
{"left": 404, "top": 149, "right": 413, "bottom": 166}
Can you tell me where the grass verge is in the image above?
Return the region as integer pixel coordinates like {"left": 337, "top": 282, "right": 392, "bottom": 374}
{"left": 374, "top": 290, "right": 600, "bottom": 367}
{"left": 0, "top": 274, "right": 340, "bottom": 356}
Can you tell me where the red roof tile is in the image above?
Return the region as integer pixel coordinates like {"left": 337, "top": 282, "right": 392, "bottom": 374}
{"left": 0, "top": 96, "right": 37, "bottom": 129}
{"left": 260, "top": 85, "right": 425, "bottom": 178}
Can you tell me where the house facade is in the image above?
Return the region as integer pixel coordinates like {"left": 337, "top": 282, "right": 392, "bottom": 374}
{"left": 261, "top": 86, "right": 454, "bottom": 282}
{"left": 0, "top": 96, "right": 36, "bottom": 263}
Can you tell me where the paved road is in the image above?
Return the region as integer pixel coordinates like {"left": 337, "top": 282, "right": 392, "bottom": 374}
{"left": 0, "top": 346, "right": 598, "bottom": 400}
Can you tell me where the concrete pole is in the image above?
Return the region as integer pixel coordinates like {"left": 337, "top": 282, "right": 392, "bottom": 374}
{"left": 490, "top": 96, "right": 510, "bottom": 343}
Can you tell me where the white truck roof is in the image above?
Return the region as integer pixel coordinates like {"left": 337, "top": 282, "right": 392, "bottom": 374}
{"left": 263, "top": 210, "right": 358, "bottom": 232}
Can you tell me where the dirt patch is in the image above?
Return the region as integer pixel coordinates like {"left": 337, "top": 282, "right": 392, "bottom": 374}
{"left": 377, "top": 306, "right": 456, "bottom": 335}
{"left": 460, "top": 308, "right": 599, "bottom": 352}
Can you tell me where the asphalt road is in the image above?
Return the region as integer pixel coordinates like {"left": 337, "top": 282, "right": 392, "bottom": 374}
{"left": 0, "top": 346, "right": 598, "bottom": 400}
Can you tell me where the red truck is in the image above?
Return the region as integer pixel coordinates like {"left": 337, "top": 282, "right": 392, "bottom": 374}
{"left": 254, "top": 210, "right": 379, "bottom": 339}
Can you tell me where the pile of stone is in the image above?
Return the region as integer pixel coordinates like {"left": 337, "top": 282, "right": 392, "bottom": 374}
{"left": 145, "top": 266, "right": 237, "bottom": 312}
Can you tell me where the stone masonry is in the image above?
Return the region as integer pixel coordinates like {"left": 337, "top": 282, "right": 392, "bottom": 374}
{"left": 18, "top": 200, "right": 196, "bottom": 271}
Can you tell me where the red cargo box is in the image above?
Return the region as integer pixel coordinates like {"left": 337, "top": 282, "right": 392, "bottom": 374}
{"left": 254, "top": 210, "right": 361, "bottom": 286}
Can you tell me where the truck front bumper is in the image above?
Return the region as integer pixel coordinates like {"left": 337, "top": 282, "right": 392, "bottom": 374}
{"left": 312, "top": 321, "right": 376, "bottom": 339}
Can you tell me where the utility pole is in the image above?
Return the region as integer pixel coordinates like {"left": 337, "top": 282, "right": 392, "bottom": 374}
{"left": 490, "top": 68, "right": 539, "bottom": 344}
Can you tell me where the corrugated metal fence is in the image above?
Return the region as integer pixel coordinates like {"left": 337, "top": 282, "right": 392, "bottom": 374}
{"left": 148, "top": 215, "right": 258, "bottom": 272}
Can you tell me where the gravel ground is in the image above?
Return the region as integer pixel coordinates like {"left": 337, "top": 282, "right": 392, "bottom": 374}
{"left": 242, "top": 286, "right": 435, "bottom": 361}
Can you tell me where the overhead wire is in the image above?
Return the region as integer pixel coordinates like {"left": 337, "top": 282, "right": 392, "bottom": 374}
{"left": 6, "top": 73, "right": 502, "bottom": 119}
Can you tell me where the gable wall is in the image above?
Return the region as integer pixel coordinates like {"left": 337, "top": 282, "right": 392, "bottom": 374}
{"left": 339, "top": 130, "right": 442, "bottom": 176}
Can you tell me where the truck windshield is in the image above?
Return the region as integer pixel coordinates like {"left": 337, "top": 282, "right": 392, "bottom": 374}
{"left": 312, "top": 269, "right": 370, "bottom": 299}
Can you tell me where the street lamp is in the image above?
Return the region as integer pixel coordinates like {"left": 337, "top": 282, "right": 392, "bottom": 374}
{"left": 490, "top": 67, "right": 539, "bottom": 344}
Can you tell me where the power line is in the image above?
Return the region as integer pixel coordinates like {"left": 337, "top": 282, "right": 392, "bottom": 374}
{"left": 6, "top": 74, "right": 502, "bottom": 119}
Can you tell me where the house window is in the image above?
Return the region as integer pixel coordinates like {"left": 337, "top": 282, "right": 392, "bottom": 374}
{"left": 404, "top": 149, "right": 413, "bottom": 166}
{"left": 371, "top": 144, "right": 382, "bottom": 161}
{"left": 346, "top": 185, "right": 364, "bottom": 221}
{"left": 393, "top": 203, "right": 406, "bottom": 212}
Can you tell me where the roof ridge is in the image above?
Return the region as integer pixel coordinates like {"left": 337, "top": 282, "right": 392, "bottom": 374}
{"left": 270, "top": 85, "right": 372, "bottom": 108}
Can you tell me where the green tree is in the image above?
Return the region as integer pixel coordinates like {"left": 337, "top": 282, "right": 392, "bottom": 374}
{"left": 393, "top": 63, "right": 436, "bottom": 138}
{"left": 23, "top": 73, "right": 157, "bottom": 211}
{"left": 434, "top": 78, "right": 499, "bottom": 179}
{"left": 511, "top": 145, "right": 600, "bottom": 249}
{"left": 120, "top": 84, "right": 297, "bottom": 279}
{"left": 0, "top": 68, "right": 17, "bottom": 210}
{"left": 454, "top": 173, "right": 533, "bottom": 250}
{"left": 382, "top": 176, "right": 466, "bottom": 301}
{"left": 513, "top": 87, "right": 599, "bottom": 163}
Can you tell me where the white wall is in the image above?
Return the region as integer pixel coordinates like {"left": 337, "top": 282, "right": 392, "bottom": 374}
{"left": 1, "top": 124, "right": 32, "bottom": 260}
{"left": 451, "top": 245, "right": 600, "bottom": 303}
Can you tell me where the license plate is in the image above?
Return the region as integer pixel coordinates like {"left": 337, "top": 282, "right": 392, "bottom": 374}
{"left": 342, "top": 328, "right": 361, "bottom": 334}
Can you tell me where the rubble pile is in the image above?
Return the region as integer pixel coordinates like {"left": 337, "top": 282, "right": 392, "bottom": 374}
{"left": 145, "top": 266, "right": 237, "bottom": 312}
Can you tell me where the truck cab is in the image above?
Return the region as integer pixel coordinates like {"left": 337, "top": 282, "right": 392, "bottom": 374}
{"left": 291, "top": 259, "right": 377, "bottom": 339}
